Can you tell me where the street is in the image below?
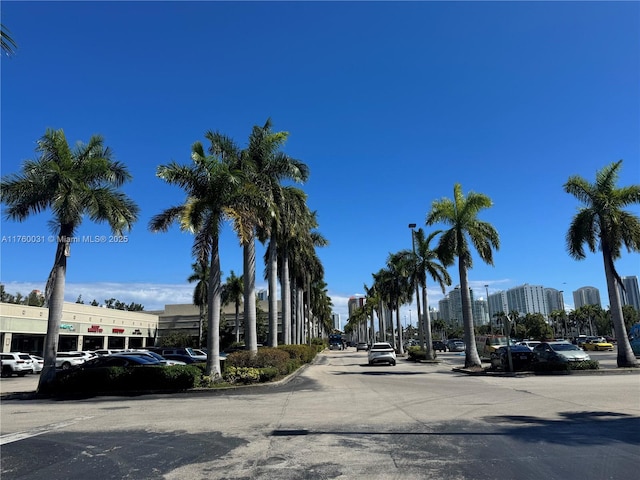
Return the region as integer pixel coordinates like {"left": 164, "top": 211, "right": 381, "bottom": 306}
{"left": 1, "top": 349, "right": 639, "bottom": 479}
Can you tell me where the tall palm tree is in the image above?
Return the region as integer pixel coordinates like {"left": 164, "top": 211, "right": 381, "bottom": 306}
{"left": 150, "top": 137, "right": 241, "bottom": 377}
{"left": 1, "top": 24, "right": 17, "bottom": 56}
{"left": 426, "top": 183, "right": 500, "bottom": 369}
{"left": 564, "top": 160, "right": 640, "bottom": 367}
{"left": 221, "top": 270, "right": 244, "bottom": 344}
{"left": 187, "top": 260, "right": 209, "bottom": 348}
{"left": 1, "top": 128, "right": 139, "bottom": 391}
{"left": 227, "top": 119, "right": 309, "bottom": 353}
{"left": 405, "top": 228, "right": 451, "bottom": 360}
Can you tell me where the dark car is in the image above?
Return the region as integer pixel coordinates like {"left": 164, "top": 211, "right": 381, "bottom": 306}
{"left": 490, "top": 345, "right": 536, "bottom": 372}
{"left": 162, "top": 354, "right": 200, "bottom": 364}
{"left": 80, "top": 354, "right": 162, "bottom": 368}
{"left": 432, "top": 341, "right": 447, "bottom": 352}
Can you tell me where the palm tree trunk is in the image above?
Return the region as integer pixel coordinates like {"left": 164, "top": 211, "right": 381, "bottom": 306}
{"left": 267, "top": 238, "right": 278, "bottom": 347}
{"left": 282, "top": 251, "right": 291, "bottom": 344}
{"left": 396, "top": 305, "right": 404, "bottom": 355}
{"left": 422, "top": 284, "right": 435, "bottom": 360}
{"left": 235, "top": 301, "right": 240, "bottom": 344}
{"left": 244, "top": 234, "right": 258, "bottom": 353}
{"left": 37, "top": 239, "right": 68, "bottom": 393}
{"left": 459, "top": 260, "right": 482, "bottom": 368}
{"left": 603, "top": 251, "right": 637, "bottom": 367}
{"left": 206, "top": 240, "right": 222, "bottom": 377}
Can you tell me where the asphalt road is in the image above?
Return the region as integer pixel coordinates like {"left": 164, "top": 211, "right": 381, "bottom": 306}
{"left": 1, "top": 349, "right": 639, "bottom": 480}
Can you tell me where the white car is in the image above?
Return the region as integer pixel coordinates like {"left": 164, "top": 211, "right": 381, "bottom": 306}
{"left": 367, "top": 342, "right": 396, "bottom": 366}
{"left": 1, "top": 352, "right": 34, "bottom": 377}
{"left": 56, "top": 351, "right": 90, "bottom": 369}
{"left": 516, "top": 341, "right": 541, "bottom": 351}
{"left": 29, "top": 355, "right": 44, "bottom": 373}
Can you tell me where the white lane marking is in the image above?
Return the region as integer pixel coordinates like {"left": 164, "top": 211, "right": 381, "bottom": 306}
{"left": 0, "top": 416, "right": 95, "bottom": 445}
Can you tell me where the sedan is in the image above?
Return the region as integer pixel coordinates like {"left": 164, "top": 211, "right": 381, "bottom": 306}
{"left": 582, "top": 339, "right": 614, "bottom": 351}
{"left": 367, "top": 342, "right": 396, "bottom": 366}
{"left": 490, "top": 345, "right": 536, "bottom": 371}
{"left": 432, "top": 341, "right": 447, "bottom": 352}
{"left": 29, "top": 355, "right": 44, "bottom": 374}
{"left": 533, "top": 341, "right": 591, "bottom": 363}
{"left": 80, "top": 354, "right": 163, "bottom": 368}
{"left": 356, "top": 342, "right": 369, "bottom": 352}
{"left": 447, "top": 340, "right": 466, "bottom": 352}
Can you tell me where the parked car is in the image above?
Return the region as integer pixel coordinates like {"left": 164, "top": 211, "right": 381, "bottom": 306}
{"left": 432, "top": 341, "right": 447, "bottom": 352}
{"left": 29, "top": 355, "right": 44, "bottom": 373}
{"left": 80, "top": 354, "right": 163, "bottom": 368}
{"left": 149, "top": 347, "right": 206, "bottom": 362}
{"left": 490, "top": 345, "right": 536, "bottom": 372}
{"left": 447, "top": 340, "right": 466, "bottom": 352}
{"left": 94, "top": 349, "right": 124, "bottom": 356}
{"left": 161, "top": 354, "right": 200, "bottom": 364}
{"left": 56, "top": 351, "right": 90, "bottom": 370}
{"left": 329, "top": 341, "right": 343, "bottom": 350}
{"left": 582, "top": 338, "right": 614, "bottom": 351}
{"left": 533, "top": 341, "right": 591, "bottom": 363}
{"left": 515, "top": 340, "right": 541, "bottom": 351}
{"left": 367, "top": 342, "right": 396, "bottom": 366}
{"left": 115, "top": 350, "right": 186, "bottom": 366}
{"left": 0, "top": 352, "right": 34, "bottom": 377}
{"left": 356, "top": 342, "right": 369, "bottom": 351}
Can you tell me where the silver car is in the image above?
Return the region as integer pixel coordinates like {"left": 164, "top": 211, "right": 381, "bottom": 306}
{"left": 367, "top": 342, "right": 396, "bottom": 366}
{"left": 533, "top": 341, "right": 591, "bottom": 363}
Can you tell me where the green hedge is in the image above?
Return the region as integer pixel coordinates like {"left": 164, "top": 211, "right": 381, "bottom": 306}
{"left": 51, "top": 365, "right": 201, "bottom": 395}
{"left": 532, "top": 360, "right": 599, "bottom": 372}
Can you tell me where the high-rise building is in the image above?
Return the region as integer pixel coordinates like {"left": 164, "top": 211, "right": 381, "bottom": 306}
{"left": 331, "top": 313, "right": 341, "bottom": 331}
{"left": 487, "top": 291, "right": 509, "bottom": 320}
{"left": 544, "top": 288, "right": 565, "bottom": 313}
{"left": 573, "top": 286, "right": 601, "bottom": 309}
{"left": 506, "top": 284, "right": 548, "bottom": 317}
{"left": 438, "top": 287, "right": 479, "bottom": 326}
{"left": 618, "top": 276, "right": 640, "bottom": 310}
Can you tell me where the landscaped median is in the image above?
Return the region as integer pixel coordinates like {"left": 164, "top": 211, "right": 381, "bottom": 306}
{"left": 42, "top": 344, "right": 321, "bottom": 398}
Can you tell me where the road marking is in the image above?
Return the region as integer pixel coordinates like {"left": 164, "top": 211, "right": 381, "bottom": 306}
{"left": 0, "top": 416, "right": 94, "bottom": 445}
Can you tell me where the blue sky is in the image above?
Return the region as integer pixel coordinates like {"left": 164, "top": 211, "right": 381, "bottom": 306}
{"left": 1, "top": 1, "right": 639, "bottom": 326}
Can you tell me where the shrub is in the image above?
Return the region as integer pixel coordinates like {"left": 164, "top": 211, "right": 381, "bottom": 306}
{"left": 406, "top": 346, "right": 426, "bottom": 362}
{"left": 278, "top": 344, "right": 317, "bottom": 364}
{"left": 51, "top": 365, "right": 201, "bottom": 395}
{"left": 226, "top": 347, "right": 291, "bottom": 375}
{"left": 533, "top": 360, "right": 599, "bottom": 373}
{"left": 224, "top": 366, "right": 261, "bottom": 384}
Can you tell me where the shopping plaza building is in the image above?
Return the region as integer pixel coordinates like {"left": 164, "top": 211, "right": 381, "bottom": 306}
{"left": 0, "top": 299, "right": 279, "bottom": 354}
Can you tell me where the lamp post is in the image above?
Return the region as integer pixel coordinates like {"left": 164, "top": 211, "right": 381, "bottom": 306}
{"left": 484, "top": 284, "right": 491, "bottom": 333}
{"left": 408, "top": 223, "right": 422, "bottom": 350}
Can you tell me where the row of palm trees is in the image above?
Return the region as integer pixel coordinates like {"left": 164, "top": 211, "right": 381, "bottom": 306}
{"left": 147, "top": 120, "right": 333, "bottom": 378}
{"left": 347, "top": 161, "right": 640, "bottom": 369}
{"left": 1, "top": 121, "right": 333, "bottom": 391}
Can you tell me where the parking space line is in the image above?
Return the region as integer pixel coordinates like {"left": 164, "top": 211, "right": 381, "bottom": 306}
{"left": 0, "top": 416, "right": 95, "bottom": 445}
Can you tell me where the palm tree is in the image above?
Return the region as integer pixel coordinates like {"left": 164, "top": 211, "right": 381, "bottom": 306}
{"left": 221, "top": 270, "right": 244, "bottom": 344}
{"left": 227, "top": 119, "right": 309, "bottom": 353}
{"left": 150, "top": 137, "right": 241, "bottom": 378}
{"left": 426, "top": 183, "right": 500, "bottom": 369}
{"left": 564, "top": 160, "right": 640, "bottom": 367}
{"left": 1, "top": 128, "right": 139, "bottom": 391}
{"left": 187, "top": 260, "right": 209, "bottom": 348}
{"left": 414, "top": 228, "right": 451, "bottom": 360}
{"left": 1, "top": 24, "right": 17, "bottom": 56}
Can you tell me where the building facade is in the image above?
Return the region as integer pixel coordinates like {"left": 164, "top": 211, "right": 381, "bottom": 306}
{"left": 506, "top": 284, "right": 548, "bottom": 317}
{"left": 544, "top": 288, "right": 565, "bottom": 313}
{"left": 618, "top": 276, "right": 640, "bottom": 311}
{"left": 0, "top": 301, "right": 159, "bottom": 354}
{"left": 573, "top": 286, "right": 602, "bottom": 309}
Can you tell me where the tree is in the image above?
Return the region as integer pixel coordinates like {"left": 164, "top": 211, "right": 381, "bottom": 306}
{"left": 1, "top": 24, "right": 17, "bottom": 56}
{"left": 221, "top": 270, "right": 243, "bottom": 344}
{"left": 187, "top": 260, "right": 209, "bottom": 348}
{"left": 1, "top": 128, "right": 139, "bottom": 392}
{"left": 564, "top": 160, "right": 640, "bottom": 367}
{"left": 426, "top": 183, "right": 500, "bottom": 369}
{"left": 227, "top": 119, "right": 309, "bottom": 352}
{"left": 150, "top": 135, "right": 241, "bottom": 378}
{"left": 409, "top": 228, "right": 451, "bottom": 360}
